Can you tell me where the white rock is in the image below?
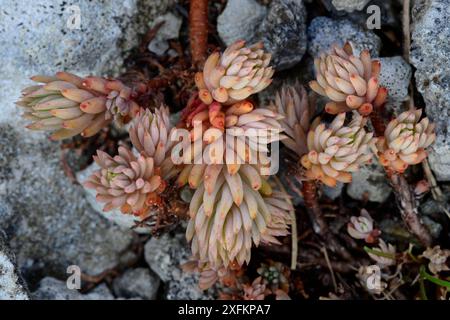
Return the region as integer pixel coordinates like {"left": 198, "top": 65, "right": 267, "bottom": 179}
{"left": 32, "top": 277, "right": 114, "bottom": 300}
{"left": 411, "top": 0, "right": 450, "bottom": 181}
{"left": 379, "top": 56, "right": 412, "bottom": 102}
{"left": 148, "top": 12, "right": 182, "bottom": 56}
{"left": 0, "top": 234, "right": 29, "bottom": 300}
{"left": 307, "top": 16, "right": 381, "bottom": 57}
{"left": 0, "top": 0, "right": 174, "bottom": 280}
{"left": 144, "top": 232, "right": 214, "bottom": 300}
{"left": 217, "top": 0, "right": 267, "bottom": 45}
{"left": 112, "top": 268, "right": 160, "bottom": 300}
{"left": 331, "top": 0, "right": 370, "bottom": 12}
{"left": 347, "top": 161, "right": 392, "bottom": 203}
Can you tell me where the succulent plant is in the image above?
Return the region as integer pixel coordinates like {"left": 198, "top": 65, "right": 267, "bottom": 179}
{"left": 17, "top": 72, "right": 142, "bottom": 140}
{"left": 309, "top": 42, "right": 387, "bottom": 116}
{"left": 367, "top": 239, "right": 396, "bottom": 268}
{"left": 128, "top": 106, "right": 178, "bottom": 179}
{"left": 347, "top": 209, "right": 381, "bottom": 243}
{"left": 375, "top": 108, "right": 436, "bottom": 174}
{"left": 242, "top": 277, "right": 267, "bottom": 300}
{"left": 261, "top": 186, "right": 293, "bottom": 245}
{"left": 269, "top": 83, "right": 314, "bottom": 158}
{"left": 84, "top": 106, "right": 182, "bottom": 223}
{"left": 185, "top": 167, "right": 291, "bottom": 268}
{"left": 421, "top": 246, "right": 450, "bottom": 275}
{"left": 83, "top": 146, "right": 165, "bottom": 217}
{"left": 179, "top": 63, "right": 291, "bottom": 268}
{"left": 195, "top": 40, "right": 274, "bottom": 105}
{"left": 257, "top": 260, "right": 290, "bottom": 295}
{"left": 300, "top": 112, "right": 376, "bottom": 187}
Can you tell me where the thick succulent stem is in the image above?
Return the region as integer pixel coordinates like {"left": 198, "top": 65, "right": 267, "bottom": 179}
{"left": 189, "top": 0, "right": 209, "bottom": 68}
{"left": 370, "top": 109, "right": 433, "bottom": 247}
{"left": 301, "top": 180, "right": 352, "bottom": 260}
{"left": 389, "top": 173, "right": 432, "bottom": 246}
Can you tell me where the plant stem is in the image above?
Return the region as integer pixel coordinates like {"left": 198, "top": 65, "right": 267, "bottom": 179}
{"left": 274, "top": 176, "right": 298, "bottom": 270}
{"left": 389, "top": 173, "right": 432, "bottom": 246}
{"left": 189, "top": 0, "right": 209, "bottom": 68}
{"left": 369, "top": 110, "right": 432, "bottom": 247}
{"left": 301, "top": 180, "right": 352, "bottom": 260}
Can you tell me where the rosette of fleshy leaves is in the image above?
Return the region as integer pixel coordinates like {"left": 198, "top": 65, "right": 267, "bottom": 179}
{"left": 184, "top": 164, "right": 292, "bottom": 268}
{"left": 17, "top": 72, "right": 143, "bottom": 140}
{"left": 347, "top": 209, "right": 381, "bottom": 244}
{"left": 300, "top": 112, "right": 377, "bottom": 187}
{"left": 84, "top": 106, "right": 174, "bottom": 219}
{"left": 375, "top": 108, "right": 436, "bottom": 174}
{"left": 309, "top": 42, "right": 387, "bottom": 116}
{"left": 181, "top": 260, "right": 245, "bottom": 291}
{"left": 257, "top": 260, "right": 291, "bottom": 299}
{"left": 269, "top": 82, "right": 314, "bottom": 159}
{"left": 195, "top": 40, "right": 274, "bottom": 105}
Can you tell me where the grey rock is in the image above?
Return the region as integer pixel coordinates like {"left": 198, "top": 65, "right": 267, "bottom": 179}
{"left": 331, "top": 0, "right": 371, "bottom": 12}
{"left": 0, "top": 0, "right": 176, "bottom": 281}
{"left": 148, "top": 12, "right": 182, "bottom": 56}
{"left": 253, "top": 0, "right": 307, "bottom": 70}
{"left": 379, "top": 57, "right": 411, "bottom": 102}
{"left": 422, "top": 216, "right": 443, "bottom": 239}
{"left": 0, "top": 125, "right": 134, "bottom": 278}
{"left": 217, "top": 0, "right": 267, "bottom": 46}
{"left": 378, "top": 56, "right": 412, "bottom": 115}
{"left": 112, "top": 268, "right": 160, "bottom": 300}
{"left": 32, "top": 277, "right": 114, "bottom": 300}
{"left": 411, "top": 0, "right": 450, "bottom": 181}
{"left": 0, "top": 0, "right": 175, "bottom": 78}
{"left": 144, "top": 232, "right": 213, "bottom": 300}
{"left": 0, "top": 232, "right": 29, "bottom": 300}
{"left": 321, "top": 182, "right": 344, "bottom": 200}
{"left": 347, "top": 161, "right": 392, "bottom": 203}
{"left": 307, "top": 17, "right": 381, "bottom": 57}
{"left": 321, "top": 0, "right": 397, "bottom": 29}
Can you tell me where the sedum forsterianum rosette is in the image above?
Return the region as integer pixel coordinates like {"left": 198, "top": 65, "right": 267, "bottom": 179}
{"left": 84, "top": 106, "right": 177, "bottom": 219}
{"left": 178, "top": 44, "right": 291, "bottom": 268}
{"left": 300, "top": 112, "right": 376, "bottom": 187}
{"left": 269, "top": 83, "right": 314, "bottom": 158}
{"left": 128, "top": 106, "right": 179, "bottom": 180}
{"left": 195, "top": 40, "right": 274, "bottom": 105}
{"left": 375, "top": 108, "right": 436, "bottom": 174}
{"left": 309, "top": 42, "right": 387, "bottom": 116}
{"left": 17, "top": 72, "right": 142, "bottom": 140}
{"left": 185, "top": 166, "right": 292, "bottom": 268}
{"left": 84, "top": 146, "right": 164, "bottom": 217}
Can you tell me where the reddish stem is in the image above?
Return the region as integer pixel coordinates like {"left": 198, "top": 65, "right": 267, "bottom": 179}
{"left": 189, "top": 0, "right": 209, "bottom": 68}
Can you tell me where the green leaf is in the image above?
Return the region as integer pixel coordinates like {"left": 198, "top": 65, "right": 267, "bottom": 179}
{"left": 420, "top": 265, "right": 450, "bottom": 289}
{"left": 364, "top": 246, "right": 396, "bottom": 260}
